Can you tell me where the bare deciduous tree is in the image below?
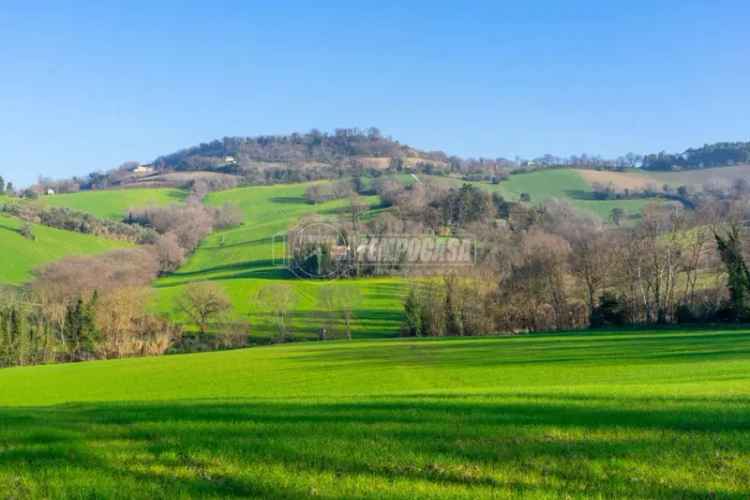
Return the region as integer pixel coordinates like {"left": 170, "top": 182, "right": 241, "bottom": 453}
{"left": 317, "top": 285, "right": 361, "bottom": 340}
{"left": 177, "top": 282, "right": 232, "bottom": 335}
{"left": 154, "top": 233, "right": 185, "bottom": 273}
{"left": 256, "top": 284, "right": 296, "bottom": 341}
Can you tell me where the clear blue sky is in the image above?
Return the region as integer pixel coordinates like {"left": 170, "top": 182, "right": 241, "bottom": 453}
{"left": 1, "top": 1, "right": 748, "bottom": 187}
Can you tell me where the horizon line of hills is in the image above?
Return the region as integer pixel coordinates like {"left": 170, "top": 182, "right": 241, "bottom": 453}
{"left": 16, "top": 128, "right": 750, "bottom": 192}
{"left": 150, "top": 129, "right": 750, "bottom": 173}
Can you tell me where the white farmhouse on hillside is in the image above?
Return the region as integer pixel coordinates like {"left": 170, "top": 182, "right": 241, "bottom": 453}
{"left": 131, "top": 164, "right": 155, "bottom": 175}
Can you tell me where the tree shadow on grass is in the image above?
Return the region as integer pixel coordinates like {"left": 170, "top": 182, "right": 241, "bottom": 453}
{"left": 200, "top": 235, "right": 279, "bottom": 251}
{"left": 247, "top": 308, "right": 404, "bottom": 340}
{"left": 284, "top": 329, "right": 750, "bottom": 369}
{"left": 156, "top": 260, "right": 294, "bottom": 287}
{"left": 166, "top": 189, "right": 189, "bottom": 203}
{"left": 564, "top": 189, "right": 600, "bottom": 201}
{"left": 270, "top": 196, "right": 309, "bottom": 205}
{"left": 0, "top": 394, "right": 747, "bottom": 498}
{"left": 168, "top": 259, "right": 279, "bottom": 279}
{"left": 207, "top": 267, "right": 294, "bottom": 281}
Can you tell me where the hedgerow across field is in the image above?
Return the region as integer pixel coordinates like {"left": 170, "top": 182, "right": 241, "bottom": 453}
{"left": 1, "top": 328, "right": 748, "bottom": 498}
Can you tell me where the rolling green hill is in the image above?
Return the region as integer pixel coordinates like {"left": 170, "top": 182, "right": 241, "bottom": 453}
{"left": 1, "top": 328, "right": 748, "bottom": 498}
{"left": 493, "top": 169, "right": 664, "bottom": 219}
{"left": 416, "top": 169, "right": 652, "bottom": 221}
{"left": 154, "top": 182, "right": 406, "bottom": 339}
{"left": 149, "top": 171, "right": 681, "bottom": 337}
{"left": 39, "top": 187, "right": 187, "bottom": 220}
{"left": 480, "top": 169, "right": 652, "bottom": 220}
{"left": 0, "top": 214, "right": 129, "bottom": 284}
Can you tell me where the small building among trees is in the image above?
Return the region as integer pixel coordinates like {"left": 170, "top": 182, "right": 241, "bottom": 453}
{"left": 131, "top": 164, "right": 155, "bottom": 175}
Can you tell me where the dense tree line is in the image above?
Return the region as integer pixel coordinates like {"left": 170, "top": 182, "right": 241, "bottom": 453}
{"left": 126, "top": 202, "right": 242, "bottom": 263}
{"left": 642, "top": 141, "right": 750, "bottom": 171}
{"left": 0, "top": 286, "right": 181, "bottom": 367}
{"left": 304, "top": 180, "right": 354, "bottom": 204}
{"left": 375, "top": 181, "right": 510, "bottom": 232}
{"left": 323, "top": 177, "right": 750, "bottom": 335}
{"left": 399, "top": 199, "right": 750, "bottom": 336}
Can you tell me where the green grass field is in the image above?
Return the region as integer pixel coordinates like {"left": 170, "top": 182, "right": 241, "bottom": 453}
{"left": 457, "top": 170, "right": 653, "bottom": 220}
{"left": 154, "top": 182, "right": 406, "bottom": 339}
{"left": 415, "top": 170, "right": 651, "bottom": 221}
{"left": 498, "top": 170, "right": 653, "bottom": 219}
{"left": 39, "top": 188, "right": 187, "bottom": 220}
{"left": 0, "top": 214, "right": 129, "bottom": 284}
{"left": 1, "top": 328, "right": 748, "bottom": 498}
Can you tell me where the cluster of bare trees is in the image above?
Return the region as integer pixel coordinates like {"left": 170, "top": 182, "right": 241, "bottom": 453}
{"left": 304, "top": 180, "right": 354, "bottom": 204}
{"left": 28, "top": 176, "right": 82, "bottom": 195}
{"left": 373, "top": 179, "right": 510, "bottom": 232}
{"left": 400, "top": 196, "right": 749, "bottom": 336}
{"left": 592, "top": 181, "right": 670, "bottom": 200}
{"left": 126, "top": 201, "right": 242, "bottom": 273}
{"left": 33, "top": 248, "right": 161, "bottom": 302}
{"left": 173, "top": 282, "right": 249, "bottom": 350}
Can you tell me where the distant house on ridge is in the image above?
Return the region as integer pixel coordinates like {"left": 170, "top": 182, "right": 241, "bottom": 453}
{"left": 131, "top": 164, "right": 155, "bottom": 175}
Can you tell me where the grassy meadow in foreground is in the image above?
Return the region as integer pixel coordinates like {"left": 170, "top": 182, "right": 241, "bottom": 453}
{"left": 0, "top": 213, "right": 129, "bottom": 284}
{"left": 0, "top": 328, "right": 748, "bottom": 498}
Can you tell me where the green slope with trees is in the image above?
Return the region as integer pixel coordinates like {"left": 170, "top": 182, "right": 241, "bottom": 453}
{"left": 422, "top": 169, "right": 654, "bottom": 221}
{"left": 153, "top": 182, "right": 406, "bottom": 340}
{"left": 0, "top": 214, "right": 129, "bottom": 284}
{"left": 40, "top": 187, "right": 187, "bottom": 220}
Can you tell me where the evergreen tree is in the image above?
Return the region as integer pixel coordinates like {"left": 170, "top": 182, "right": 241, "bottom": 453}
{"left": 63, "top": 294, "right": 100, "bottom": 360}
{"left": 715, "top": 225, "right": 750, "bottom": 321}
{"left": 402, "top": 288, "right": 423, "bottom": 337}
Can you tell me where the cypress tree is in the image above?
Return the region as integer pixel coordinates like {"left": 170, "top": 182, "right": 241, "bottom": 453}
{"left": 715, "top": 225, "right": 750, "bottom": 321}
